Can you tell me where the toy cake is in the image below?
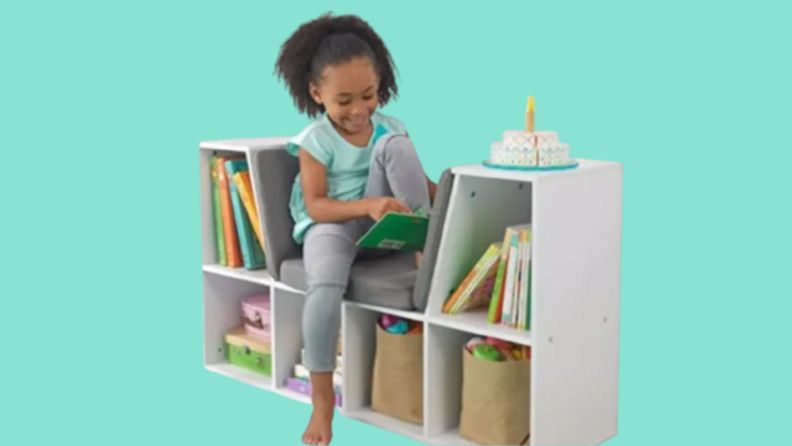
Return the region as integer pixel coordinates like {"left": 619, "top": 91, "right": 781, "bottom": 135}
{"left": 484, "top": 97, "right": 578, "bottom": 170}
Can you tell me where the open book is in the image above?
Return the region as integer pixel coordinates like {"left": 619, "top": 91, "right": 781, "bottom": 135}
{"left": 356, "top": 207, "right": 429, "bottom": 252}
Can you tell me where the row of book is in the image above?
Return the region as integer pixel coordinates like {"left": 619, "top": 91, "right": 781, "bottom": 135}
{"left": 210, "top": 154, "right": 266, "bottom": 270}
{"left": 442, "top": 224, "right": 532, "bottom": 331}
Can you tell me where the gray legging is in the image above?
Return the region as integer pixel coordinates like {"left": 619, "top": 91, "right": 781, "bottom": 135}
{"left": 301, "top": 133, "right": 430, "bottom": 372}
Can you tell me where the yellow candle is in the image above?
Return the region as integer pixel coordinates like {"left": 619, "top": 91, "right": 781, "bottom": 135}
{"left": 525, "top": 96, "right": 535, "bottom": 133}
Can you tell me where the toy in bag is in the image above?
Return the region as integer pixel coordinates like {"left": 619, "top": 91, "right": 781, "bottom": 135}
{"left": 465, "top": 336, "right": 531, "bottom": 362}
{"left": 371, "top": 314, "right": 424, "bottom": 425}
{"left": 460, "top": 336, "right": 532, "bottom": 445}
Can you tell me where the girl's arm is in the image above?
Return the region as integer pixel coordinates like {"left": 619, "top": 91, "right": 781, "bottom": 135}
{"left": 300, "top": 148, "right": 368, "bottom": 222}
{"left": 300, "top": 148, "right": 410, "bottom": 222}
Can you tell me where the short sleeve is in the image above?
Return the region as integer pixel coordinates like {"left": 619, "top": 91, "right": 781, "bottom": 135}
{"left": 376, "top": 113, "right": 408, "bottom": 136}
{"left": 285, "top": 122, "right": 333, "bottom": 166}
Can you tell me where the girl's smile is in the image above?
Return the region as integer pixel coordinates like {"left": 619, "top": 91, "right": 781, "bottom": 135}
{"left": 310, "top": 57, "right": 380, "bottom": 136}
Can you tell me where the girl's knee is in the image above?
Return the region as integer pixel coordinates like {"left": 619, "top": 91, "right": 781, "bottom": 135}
{"left": 373, "top": 133, "right": 416, "bottom": 160}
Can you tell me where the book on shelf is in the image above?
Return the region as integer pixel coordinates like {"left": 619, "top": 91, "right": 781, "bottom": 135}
{"left": 209, "top": 154, "right": 267, "bottom": 270}
{"left": 210, "top": 156, "right": 227, "bottom": 266}
{"left": 442, "top": 243, "right": 502, "bottom": 315}
{"left": 496, "top": 224, "right": 532, "bottom": 329}
{"left": 215, "top": 155, "right": 244, "bottom": 267}
{"left": 443, "top": 224, "right": 533, "bottom": 331}
{"left": 225, "top": 159, "right": 266, "bottom": 270}
{"left": 231, "top": 170, "right": 265, "bottom": 251}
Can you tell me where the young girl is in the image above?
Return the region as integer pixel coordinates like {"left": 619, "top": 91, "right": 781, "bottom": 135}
{"left": 274, "top": 13, "right": 437, "bottom": 446}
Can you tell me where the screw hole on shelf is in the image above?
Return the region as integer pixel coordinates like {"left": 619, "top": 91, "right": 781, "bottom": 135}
{"left": 549, "top": 337, "right": 554, "bottom": 343}
{"left": 519, "top": 183, "right": 524, "bottom": 190}
{"left": 471, "top": 191, "right": 476, "bottom": 198}
{"left": 604, "top": 317, "right": 608, "bottom": 323}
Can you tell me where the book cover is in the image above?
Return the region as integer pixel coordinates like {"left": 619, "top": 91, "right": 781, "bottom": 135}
{"left": 443, "top": 243, "right": 501, "bottom": 314}
{"left": 232, "top": 171, "right": 265, "bottom": 251}
{"left": 210, "top": 155, "right": 227, "bottom": 266}
{"left": 216, "top": 155, "right": 244, "bottom": 267}
{"left": 356, "top": 210, "right": 429, "bottom": 252}
{"left": 450, "top": 243, "right": 501, "bottom": 314}
{"left": 225, "top": 159, "right": 265, "bottom": 270}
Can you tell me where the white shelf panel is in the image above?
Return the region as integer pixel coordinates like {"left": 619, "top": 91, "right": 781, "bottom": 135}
{"left": 426, "top": 429, "right": 477, "bottom": 446}
{"left": 206, "top": 363, "right": 272, "bottom": 390}
{"left": 529, "top": 162, "right": 622, "bottom": 445}
{"left": 203, "top": 264, "right": 303, "bottom": 293}
{"left": 199, "top": 136, "right": 291, "bottom": 152}
{"left": 429, "top": 310, "right": 531, "bottom": 346}
{"left": 203, "top": 263, "right": 273, "bottom": 285}
{"left": 344, "top": 301, "right": 426, "bottom": 321}
{"left": 344, "top": 409, "right": 425, "bottom": 442}
{"left": 207, "top": 364, "right": 314, "bottom": 406}
{"left": 452, "top": 159, "right": 618, "bottom": 182}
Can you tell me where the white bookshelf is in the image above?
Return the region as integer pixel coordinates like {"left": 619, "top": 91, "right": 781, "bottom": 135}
{"left": 199, "top": 138, "right": 623, "bottom": 445}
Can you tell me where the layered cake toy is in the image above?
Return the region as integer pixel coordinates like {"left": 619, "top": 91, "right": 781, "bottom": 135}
{"left": 484, "top": 97, "right": 578, "bottom": 170}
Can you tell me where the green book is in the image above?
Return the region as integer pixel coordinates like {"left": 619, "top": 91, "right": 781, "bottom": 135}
{"left": 210, "top": 155, "right": 227, "bottom": 265}
{"left": 356, "top": 208, "right": 430, "bottom": 252}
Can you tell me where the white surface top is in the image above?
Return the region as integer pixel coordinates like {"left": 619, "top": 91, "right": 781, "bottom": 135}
{"left": 199, "top": 136, "right": 292, "bottom": 152}
{"left": 453, "top": 159, "right": 620, "bottom": 182}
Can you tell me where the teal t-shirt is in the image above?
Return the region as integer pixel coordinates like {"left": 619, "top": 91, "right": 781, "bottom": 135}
{"left": 286, "top": 111, "right": 408, "bottom": 243}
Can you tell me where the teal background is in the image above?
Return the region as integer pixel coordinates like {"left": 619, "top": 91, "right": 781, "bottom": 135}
{"left": 1, "top": 0, "right": 790, "bottom": 445}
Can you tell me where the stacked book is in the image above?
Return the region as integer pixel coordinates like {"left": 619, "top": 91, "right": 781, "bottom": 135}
{"left": 210, "top": 155, "right": 266, "bottom": 270}
{"left": 442, "top": 224, "right": 532, "bottom": 331}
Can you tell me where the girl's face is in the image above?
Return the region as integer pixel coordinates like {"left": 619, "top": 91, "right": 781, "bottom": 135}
{"left": 310, "top": 57, "right": 379, "bottom": 135}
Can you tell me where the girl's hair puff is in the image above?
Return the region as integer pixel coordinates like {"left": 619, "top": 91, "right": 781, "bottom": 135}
{"left": 274, "top": 13, "right": 399, "bottom": 118}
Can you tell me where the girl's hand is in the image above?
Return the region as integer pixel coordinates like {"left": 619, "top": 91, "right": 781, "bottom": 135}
{"left": 367, "top": 197, "right": 411, "bottom": 221}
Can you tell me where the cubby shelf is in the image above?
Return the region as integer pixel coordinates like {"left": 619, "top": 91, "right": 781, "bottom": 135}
{"left": 427, "top": 311, "right": 531, "bottom": 346}
{"left": 200, "top": 137, "right": 623, "bottom": 445}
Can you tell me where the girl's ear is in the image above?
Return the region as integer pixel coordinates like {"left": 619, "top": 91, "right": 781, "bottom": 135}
{"left": 309, "top": 82, "right": 323, "bottom": 105}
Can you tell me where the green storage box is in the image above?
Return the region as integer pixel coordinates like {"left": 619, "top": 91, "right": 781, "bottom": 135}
{"left": 225, "top": 327, "right": 272, "bottom": 376}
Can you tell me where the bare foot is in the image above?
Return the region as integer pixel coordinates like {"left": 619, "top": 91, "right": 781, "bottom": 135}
{"left": 303, "top": 373, "right": 335, "bottom": 445}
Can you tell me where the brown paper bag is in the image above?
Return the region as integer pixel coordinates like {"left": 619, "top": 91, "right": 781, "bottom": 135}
{"left": 460, "top": 347, "right": 531, "bottom": 445}
{"left": 371, "top": 323, "right": 423, "bottom": 425}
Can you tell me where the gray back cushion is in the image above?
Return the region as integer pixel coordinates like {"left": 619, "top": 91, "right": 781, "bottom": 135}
{"left": 249, "top": 145, "right": 301, "bottom": 281}
{"left": 412, "top": 168, "right": 454, "bottom": 311}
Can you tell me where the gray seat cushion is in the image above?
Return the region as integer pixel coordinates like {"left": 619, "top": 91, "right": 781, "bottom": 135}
{"left": 280, "top": 252, "right": 417, "bottom": 310}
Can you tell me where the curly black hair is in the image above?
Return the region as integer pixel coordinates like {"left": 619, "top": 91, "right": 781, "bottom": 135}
{"left": 274, "top": 13, "right": 399, "bottom": 118}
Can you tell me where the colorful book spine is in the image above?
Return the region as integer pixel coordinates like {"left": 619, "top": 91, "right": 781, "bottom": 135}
{"left": 232, "top": 171, "right": 265, "bottom": 251}
{"left": 487, "top": 230, "right": 513, "bottom": 323}
{"left": 501, "top": 229, "right": 521, "bottom": 326}
{"left": 511, "top": 229, "right": 526, "bottom": 328}
{"left": 519, "top": 227, "right": 532, "bottom": 330}
{"left": 216, "top": 155, "right": 243, "bottom": 267}
{"left": 225, "top": 159, "right": 265, "bottom": 270}
{"left": 210, "top": 155, "right": 227, "bottom": 266}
